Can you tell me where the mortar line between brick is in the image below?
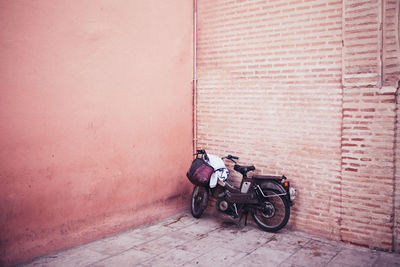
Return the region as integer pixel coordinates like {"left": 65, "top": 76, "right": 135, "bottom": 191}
{"left": 79, "top": 213, "right": 196, "bottom": 266}
{"left": 324, "top": 246, "right": 343, "bottom": 267}
{"left": 339, "top": 0, "right": 345, "bottom": 243}
{"left": 192, "top": 0, "right": 198, "bottom": 154}
{"left": 277, "top": 238, "right": 312, "bottom": 267}
{"left": 175, "top": 224, "right": 235, "bottom": 266}
{"left": 379, "top": 0, "right": 384, "bottom": 89}
{"left": 86, "top": 216, "right": 211, "bottom": 266}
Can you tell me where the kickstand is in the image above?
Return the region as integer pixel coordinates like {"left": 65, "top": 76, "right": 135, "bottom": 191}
{"left": 239, "top": 211, "right": 249, "bottom": 226}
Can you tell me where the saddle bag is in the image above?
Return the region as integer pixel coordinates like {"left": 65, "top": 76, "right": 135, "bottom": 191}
{"left": 186, "top": 158, "right": 213, "bottom": 186}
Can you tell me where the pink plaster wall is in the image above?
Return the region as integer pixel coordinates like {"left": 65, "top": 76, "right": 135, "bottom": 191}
{"left": 0, "top": 1, "right": 193, "bottom": 265}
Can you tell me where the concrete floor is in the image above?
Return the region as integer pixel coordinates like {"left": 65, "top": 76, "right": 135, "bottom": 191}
{"left": 22, "top": 211, "right": 400, "bottom": 267}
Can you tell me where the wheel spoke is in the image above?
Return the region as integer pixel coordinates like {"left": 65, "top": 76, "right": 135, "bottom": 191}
{"left": 252, "top": 189, "right": 290, "bottom": 232}
{"left": 191, "top": 186, "right": 209, "bottom": 218}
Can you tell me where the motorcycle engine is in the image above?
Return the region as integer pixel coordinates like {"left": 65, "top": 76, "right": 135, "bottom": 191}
{"left": 216, "top": 199, "right": 229, "bottom": 212}
{"left": 216, "top": 199, "right": 238, "bottom": 218}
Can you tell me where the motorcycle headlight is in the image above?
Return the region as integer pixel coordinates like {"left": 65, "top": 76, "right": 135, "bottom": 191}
{"left": 289, "top": 186, "right": 296, "bottom": 201}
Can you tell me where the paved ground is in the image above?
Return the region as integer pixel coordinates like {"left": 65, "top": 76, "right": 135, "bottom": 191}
{"left": 22, "top": 211, "right": 400, "bottom": 267}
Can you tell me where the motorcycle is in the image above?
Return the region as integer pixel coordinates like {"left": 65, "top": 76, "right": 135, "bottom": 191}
{"left": 187, "top": 149, "right": 296, "bottom": 232}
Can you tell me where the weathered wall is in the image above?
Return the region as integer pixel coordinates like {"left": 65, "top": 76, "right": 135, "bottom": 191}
{"left": 396, "top": 91, "right": 400, "bottom": 252}
{"left": 382, "top": 0, "right": 400, "bottom": 89}
{"left": 0, "top": 1, "right": 193, "bottom": 265}
{"left": 197, "top": 0, "right": 400, "bottom": 251}
{"left": 341, "top": 0, "right": 397, "bottom": 250}
{"left": 391, "top": 0, "right": 400, "bottom": 252}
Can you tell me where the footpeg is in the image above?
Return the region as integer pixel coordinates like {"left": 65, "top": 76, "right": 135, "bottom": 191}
{"left": 218, "top": 190, "right": 227, "bottom": 198}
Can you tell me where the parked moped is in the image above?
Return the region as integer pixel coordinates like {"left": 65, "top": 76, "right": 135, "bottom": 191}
{"left": 187, "top": 149, "right": 296, "bottom": 232}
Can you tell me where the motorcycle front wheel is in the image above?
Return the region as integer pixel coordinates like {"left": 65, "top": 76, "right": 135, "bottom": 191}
{"left": 190, "top": 185, "right": 209, "bottom": 218}
{"left": 252, "top": 189, "right": 290, "bottom": 232}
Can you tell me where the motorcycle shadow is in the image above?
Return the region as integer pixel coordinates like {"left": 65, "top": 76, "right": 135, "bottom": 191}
{"left": 200, "top": 208, "right": 257, "bottom": 231}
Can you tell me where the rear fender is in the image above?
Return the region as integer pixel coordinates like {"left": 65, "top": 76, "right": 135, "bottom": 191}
{"left": 256, "top": 180, "right": 286, "bottom": 194}
{"left": 255, "top": 180, "right": 290, "bottom": 203}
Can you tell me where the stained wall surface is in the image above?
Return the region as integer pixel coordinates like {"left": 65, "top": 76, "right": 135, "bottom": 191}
{"left": 0, "top": 1, "right": 193, "bottom": 265}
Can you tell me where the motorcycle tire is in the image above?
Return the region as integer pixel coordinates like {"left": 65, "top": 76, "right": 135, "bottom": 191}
{"left": 190, "top": 185, "right": 209, "bottom": 218}
{"left": 252, "top": 189, "right": 290, "bottom": 232}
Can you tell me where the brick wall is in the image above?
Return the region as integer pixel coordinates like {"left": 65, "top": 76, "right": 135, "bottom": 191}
{"left": 393, "top": 0, "right": 400, "bottom": 252}
{"left": 197, "top": 0, "right": 343, "bottom": 240}
{"left": 197, "top": 0, "right": 400, "bottom": 251}
{"left": 396, "top": 92, "right": 400, "bottom": 252}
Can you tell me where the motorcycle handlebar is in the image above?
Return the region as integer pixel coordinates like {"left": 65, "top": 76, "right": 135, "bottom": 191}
{"left": 194, "top": 150, "right": 238, "bottom": 162}
{"left": 222, "top": 155, "right": 239, "bottom": 162}
{"left": 193, "top": 149, "right": 206, "bottom": 156}
{"left": 193, "top": 149, "right": 209, "bottom": 161}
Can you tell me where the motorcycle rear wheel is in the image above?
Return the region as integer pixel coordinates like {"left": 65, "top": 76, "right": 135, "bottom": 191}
{"left": 252, "top": 189, "right": 290, "bottom": 232}
{"left": 190, "top": 185, "right": 209, "bottom": 218}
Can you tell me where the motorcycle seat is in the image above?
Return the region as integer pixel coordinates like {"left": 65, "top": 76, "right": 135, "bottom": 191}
{"left": 252, "top": 175, "right": 282, "bottom": 180}
{"left": 234, "top": 164, "right": 256, "bottom": 175}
